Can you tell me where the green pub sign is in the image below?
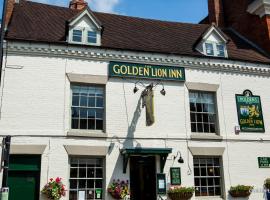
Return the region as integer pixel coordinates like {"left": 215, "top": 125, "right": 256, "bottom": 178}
{"left": 109, "top": 61, "right": 185, "bottom": 81}
{"left": 258, "top": 157, "right": 270, "bottom": 168}
{"left": 170, "top": 167, "right": 181, "bottom": 185}
{"left": 235, "top": 90, "right": 265, "bottom": 132}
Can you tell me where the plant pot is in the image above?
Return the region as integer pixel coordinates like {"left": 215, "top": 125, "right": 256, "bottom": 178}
{"left": 108, "top": 192, "right": 122, "bottom": 199}
{"left": 229, "top": 190, "right": 251, "bottom": 198}
{"left": 168, "top": 192, "right": 193, "bottom": 200}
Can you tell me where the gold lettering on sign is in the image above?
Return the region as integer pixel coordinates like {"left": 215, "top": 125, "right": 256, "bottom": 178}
{"left": 121, "top": 65, "right": 127, "bottom": 74}
{"left": 113, "top": 65, "right": 120, "bottom": 74}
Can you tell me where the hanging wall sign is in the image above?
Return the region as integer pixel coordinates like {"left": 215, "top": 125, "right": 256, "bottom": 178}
{"left": 235, "top": 90, "right": 265, "bottom": 132}
{"left": 109, "top": 61, "right": 185, "bottom": 81}
{"left": 156, "top": 173, "right": 166, "bottom": 194}
{"left": 258, "top": 157, "right": 270, "bottom": 168}
{"left": 170, "top": 167, "right": 181, "bottom": 185}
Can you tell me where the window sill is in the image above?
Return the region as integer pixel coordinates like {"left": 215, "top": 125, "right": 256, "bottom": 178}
{"left": 67, "top": 130, "right": 108, "bottom": 138}
{"left": 191, "top": 133, "right": 223, "bottom": 141}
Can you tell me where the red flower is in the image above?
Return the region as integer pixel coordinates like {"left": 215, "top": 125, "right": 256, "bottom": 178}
{"left": 56, "top": 177, "right": 61, "bottom": 183}
{"left": 50, "top": 178, "right": 53, "bottom": 182}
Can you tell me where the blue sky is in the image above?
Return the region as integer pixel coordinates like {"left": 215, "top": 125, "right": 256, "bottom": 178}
{"left": 0, "top": 0, "right": 208, "bottom": 23}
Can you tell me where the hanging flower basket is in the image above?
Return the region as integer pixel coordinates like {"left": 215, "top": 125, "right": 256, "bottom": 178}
{"left": 228, "top": 185, "right": 253, "bottom": 198}
{"left": 167, "top": 186, "right": 194, "bottom": 200}
{"left": 107, "top": 179, "right": 129, "bottom": 200}
{"left": 41, "top": 177, "right": 66, "bottom": 200}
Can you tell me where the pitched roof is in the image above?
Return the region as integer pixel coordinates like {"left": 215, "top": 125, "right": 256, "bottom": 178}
{"left": 6, "top": 0, "right": 270, "bottom": 63}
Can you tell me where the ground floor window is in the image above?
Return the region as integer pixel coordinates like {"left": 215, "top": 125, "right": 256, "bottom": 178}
{"left": 69, "top": 157, "right": 104, "bottom": 200}
{"left": 193, "top": 157, "right": 222, "bottom": 197}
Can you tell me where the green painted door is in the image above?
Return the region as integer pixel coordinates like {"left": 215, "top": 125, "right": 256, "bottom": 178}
{"left": 8, "top": 155, "right": 41, "bottom": 200}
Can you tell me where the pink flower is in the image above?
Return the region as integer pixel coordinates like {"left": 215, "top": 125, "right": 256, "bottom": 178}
{"left": 56, "top": 177, "right": 61, "bottom": 183}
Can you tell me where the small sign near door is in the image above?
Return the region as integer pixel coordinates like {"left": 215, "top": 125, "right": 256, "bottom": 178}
{"left": 170, "top": 167, "right": 181, "bottom": 185}
{"left": 156, "top": 173, "right": 166, "bottom": 194}
{"left": 258, "top": 157, "right": 270, "bottom": 168}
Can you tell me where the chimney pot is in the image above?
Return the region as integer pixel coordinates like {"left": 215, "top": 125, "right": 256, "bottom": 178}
{"left": 69, "top": 0, "right": 88, "bottom": 10}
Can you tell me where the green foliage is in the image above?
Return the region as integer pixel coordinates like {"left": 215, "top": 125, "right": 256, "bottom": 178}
{"left": 229, "top": 185, "right": 254, "bottom": 193}
{"left": 265, "top": 178, "right": 270, "bottom": 189}
{"left": 168, "top": 186, "right": 195, "bottom": 194}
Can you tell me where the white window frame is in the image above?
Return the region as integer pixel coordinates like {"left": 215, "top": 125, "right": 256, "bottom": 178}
{"left": 203, "top": 42, "right": 227, "bottom": 58}
{"left": 69, "top": 27, "right": 100, "bottom": 46}
{"left": 69, "top": 157, "right": 105, "bottom": 200}
{"left": 71, "top": 84, "right": 105, "bottom": 131}
{"left": 193, "top": 156, "right": 223, "bottom": 197}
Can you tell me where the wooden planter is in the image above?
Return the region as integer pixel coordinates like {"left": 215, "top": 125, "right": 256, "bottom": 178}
{"left": 229, "top": 190, "right": 251, "bottom": 198}
{"left": 168, "top": 192, "right": 193, "bottom": 200}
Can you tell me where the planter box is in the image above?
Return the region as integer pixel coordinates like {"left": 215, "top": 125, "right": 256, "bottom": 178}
{"left": 168, "top": 192, "right": 193, "bottom": 200}
{"left": 229, "top": 191, "right": 251, "bottom": 198}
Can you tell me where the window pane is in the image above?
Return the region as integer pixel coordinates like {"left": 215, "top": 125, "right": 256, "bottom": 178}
{"left": 87, "top": 168, "right": 94, "bottom": 178}
{"left": 72, "top": 107, "right": 79, "bottom": 118}
{"left": 88, "top": 119, "right": 95, "bottom": 129}
{"left": 190, "top": 102, "right": 196, "bottom": 111}
{"left": 88, "top": 97, "right": 95, "bottom": 107}
{"left": 79, "top": 168, "right": 86, "bottom": 178}
{"left": 72, "top": 96, "right": 79, "bottom": 106}
{"left": 96, "top": 168, "right": 103, "bottom": 178}
{"left": 80, "top": 96, "right": 87, "bottom": 107}
{"left": 191, "top": 123, "right": 196, "bottom": 132}
{"left": 72, "top": 118, "right": 79, "bottom": 129}
{"left": 70, "top": 179, "right": 77, "bottom": 189}
{"left": 96, "top": 120, "right": 103, "bottom": 130}
{"left": 69, "top": 191, "right": 77, "bottom": 200}
{"left": 205, "top": 43, "right": 214, "bottom": 55}
{"left": 87, "top": 179, "right": 94, "bottom": 188}
{"left": 70, "top": 168, "right": 78, "bottom": 178}
{"left": 80, "top": 119, "right": 87, "bottom": 129}
{"left": 217, "top": 44, "right": 225, "bottom": 57}
{"left": 95, "top": 179, "right": 103, "bottom": 188}
{"left": 79, "top": 179, "right": 86, "bottom": 189}
{"left": 73, "top": 30, "right": 82, "bottom": 42}
{"left": 96, "top": 98, "right": 103, "bottom": 107}
{"left": 197, "top": 123, "right": 203, "bottom": 132}
{"left": 87, "top": 31, "right": 97, "bottom": 43}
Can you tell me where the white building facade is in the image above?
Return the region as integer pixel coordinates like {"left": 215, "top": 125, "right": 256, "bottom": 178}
{"left": 1, "top": 0, "right": 270, "bottom": 200}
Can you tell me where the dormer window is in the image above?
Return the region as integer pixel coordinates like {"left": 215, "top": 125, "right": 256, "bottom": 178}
{"left": 204, "top": 42, "right": 226, "bottom": 57}
{"left": 72, "top": 30, "right": 83, "bottom": 42}
{"left": 195, "top": 25, "right": 228, "bottom": 58}
{"left": 87, "top": 31, "right": 97, "bottom": 44}
{"left": 68, "top": 9, "right": 102, "bottom": 46}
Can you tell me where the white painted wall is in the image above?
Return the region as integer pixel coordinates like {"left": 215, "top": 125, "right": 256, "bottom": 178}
{"left": 0, "top": 42, "right": 270, "bottom": 200}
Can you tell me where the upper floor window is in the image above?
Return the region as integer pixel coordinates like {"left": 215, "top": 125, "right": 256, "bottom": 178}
{"left": 71, "top": 85, "right": 104, "bottom": 131}
{"left": 72, "top": 30, "right": 83, "bottom": 43}
{"left": 204, "top": 42, "right": 226, "bottom": 57}
{"left": 87, "top": 31, "right": 97, "bottom": 44}
{"left": 189, "top": 91, "right": 217, "bottom": 134}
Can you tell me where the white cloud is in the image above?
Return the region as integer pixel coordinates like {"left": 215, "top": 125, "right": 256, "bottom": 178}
{"left": 87, "top": 0, "right": 120, "bottom": 13}
{"left": 31, "top": 0, "right": 120, "bottom": 13}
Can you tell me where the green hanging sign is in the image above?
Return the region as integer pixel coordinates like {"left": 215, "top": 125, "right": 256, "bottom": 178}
{"left": 235, "top": 90, "right": 265, "bottom": 132}
{"left": 109, "top": 61, "right": 185, "bottom": 81}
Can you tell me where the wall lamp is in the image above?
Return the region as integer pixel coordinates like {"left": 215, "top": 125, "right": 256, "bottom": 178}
{"left": 174, "top": 151, "right": 184, "bottom": 164}
{"left": 133, "top": 81, "right": 166, "bottom": 96}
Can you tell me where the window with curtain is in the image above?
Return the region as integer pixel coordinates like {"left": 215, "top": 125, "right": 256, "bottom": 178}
{"left": 189, "top": 91, "right": 217, "bottom": 133}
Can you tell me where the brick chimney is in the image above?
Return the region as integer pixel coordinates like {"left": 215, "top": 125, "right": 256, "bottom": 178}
{"left": 5, "top": 0, "right": 18, "bottom": 28}
{"left": 69, "top": 0, "right": 88, "bottom": 10}
{"left": 208, "top": 0, "right": 225, "bottom": 27}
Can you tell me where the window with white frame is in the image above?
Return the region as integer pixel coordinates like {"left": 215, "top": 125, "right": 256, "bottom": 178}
{"left": 71, "top": 85, "right": 104, "bottom": 130}
{"left": 72, "top": 30, "right": 83, "bottom": 42}
{"left": 194, "top": 157, "right": 222, "bottom": 197}
{"left": 189, "top": 91, "right": 217, "bottom": 133}
{"left": 87, "top": 31, "right": 97, "bottom": 44}
{"left": 69, "top": 157, "right": 104, "bottom": 200}
{"left": 204, "top": 42, "right": 226, "bottom": 57}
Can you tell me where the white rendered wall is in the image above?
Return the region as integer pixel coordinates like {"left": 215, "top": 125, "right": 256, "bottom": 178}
{"left": 0, "top": 45, "right": 269, "bottom": 200}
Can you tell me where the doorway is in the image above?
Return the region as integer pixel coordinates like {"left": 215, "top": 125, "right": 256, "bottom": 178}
{"left": 130, "top": 156, "right": 156, "bottom": 200}
{"left": 8, "top": 155, "right": 41, "bottom": 200}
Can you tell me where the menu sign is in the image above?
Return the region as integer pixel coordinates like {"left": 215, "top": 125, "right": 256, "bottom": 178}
{"left": 170, "top": 167, "right": 181, "bottom": 185}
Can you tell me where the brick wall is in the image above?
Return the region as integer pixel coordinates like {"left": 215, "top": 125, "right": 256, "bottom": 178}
{"left": 207, "top": 0, "right": 270, "bottom": 53}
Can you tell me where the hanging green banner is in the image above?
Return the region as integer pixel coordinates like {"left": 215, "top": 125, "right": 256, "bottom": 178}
{"left": 109, "top": 61, "right": 185, "bottom": 81}
{"left": 258, "top": 157, "right": 270, "bottom": 168}
{"left": 235, "top": 90, "right": 265, "bottom": 132}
